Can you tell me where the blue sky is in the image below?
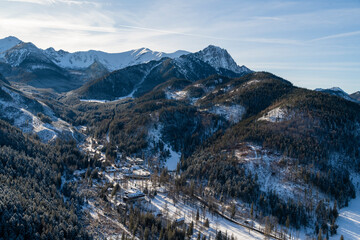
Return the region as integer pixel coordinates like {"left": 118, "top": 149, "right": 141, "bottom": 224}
{"left": 0, "top": 0, "right": 359, "bottom": 93}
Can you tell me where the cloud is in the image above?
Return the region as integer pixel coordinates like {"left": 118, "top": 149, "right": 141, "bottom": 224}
{"left": 5, "top": 0, "right": 99, "bottom": 6}
{"left": 310, "top": 30, "right": 360, "bottom": 42}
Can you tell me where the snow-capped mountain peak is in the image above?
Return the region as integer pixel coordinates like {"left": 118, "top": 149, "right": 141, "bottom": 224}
{"left": 315, "top": 87, "right": 359, "bottom": 103}
{"left": 0, "top": 36, "right": 23, "bottom": 53}
{"left": 3, "top": 42, "right": 51, "bottom": 66}
{"left": 43, "top": 46, "right": 189, "bottom": 71}
{"left": 328, "top": 87, "right": 346, "bottom": 93}
{"left": 193, "top": 45, "right": 252, "bottom": 74}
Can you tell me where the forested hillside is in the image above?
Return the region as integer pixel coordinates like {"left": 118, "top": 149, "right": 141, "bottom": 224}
{"left": 0, "top": 119, "right": 90, "bottom": 239}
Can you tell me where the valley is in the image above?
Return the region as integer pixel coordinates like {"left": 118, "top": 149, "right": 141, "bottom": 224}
{"left": 0, "top": 36, "right": 360, "bottom": 240}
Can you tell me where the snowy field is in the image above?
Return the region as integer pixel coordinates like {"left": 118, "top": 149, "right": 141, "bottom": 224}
{"left": 331, "top": 176, "right": 360, "bottom": 240}
{"left": 151, "top": 193, "right": 267, "bottom": 240}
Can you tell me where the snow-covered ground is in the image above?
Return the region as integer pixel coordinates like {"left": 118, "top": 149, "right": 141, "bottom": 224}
{"left": 166, "top": 90, "right": 188, "bottom": 101}
{"left": 151, "top": 193, "right": 266, "bottom": 240}
{"left": 258, "top": 107, "right": 291, "bottom": 123}
{"left": 148, "top": 125, "right": 181, "bottom": 171}
{"left": 331, "top": 176, "right": 360, "bottom": 240}
{"left": 44, "top": 47, "right": 188, "bottom": 71}
{"left": 0, "top": 86, "right": 80, "bottom": 142}
{"left": 208, "top": 104, "right": 246, "bottom": 124}
{"left": 80, "top": 99, "right": 109, "bottom": 103}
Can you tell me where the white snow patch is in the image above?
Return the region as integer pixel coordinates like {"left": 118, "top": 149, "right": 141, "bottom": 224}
{"left": 148, "top": 125, "right": 181, "bottom": 171}
{"left": 208, "top": 104, "right": 245, "bottom": 123}
{"left": 151, "top": 193, "right": 265, "bottom": 240}
{"left": 166, "top": 90, "right": 188, "bottom": 100}
{"left": 258, "top": 107, "right": 290, "bottom": 123}
{"left": 242, "top": 80, "right": 260, "bottom": 87}
{"left": 0, "top": 86, "right": 79, "bottom": 142}
{"left": 331, "top": 175, "right": 360, "bottom": 240}
{"left": 80, "top": 99, "right": 109, "bottom": 103}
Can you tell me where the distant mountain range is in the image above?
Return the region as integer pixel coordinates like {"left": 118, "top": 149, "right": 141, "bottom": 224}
{"left": 0, "top": 36, "right": 188, "bottom": 71}
{"left": 0, "top": 36, "right": 251, "bottom": 93}
{"left": 315, "top": 87, "right": 360, "bottom": 103}
{"left": 74, "top": 45, "right": 252, "bottom": 100}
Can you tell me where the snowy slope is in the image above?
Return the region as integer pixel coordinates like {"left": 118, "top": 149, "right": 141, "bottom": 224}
{"left": 2, "top": 42, "right": 53, "bottom": 67}
{"left": 0, "top": 36, "right": 252, "bottom": 78}
{"left": 44, "top": 47, "right": 189, "bottom": 71}
{"left": 0, "top": 36, "right": 22, "bottom": 54}
{"left": 0, "top": 36, "right": 189, "bottom": 71}
{"left": 0, "top": 85, "right": 81, "bottom": 142}
{"left": 331, "top": 176, "right": 360, "bottom": 240}
{"left": 193, "top": 45, "right": 252, "bottom": 74}
{"left": 315, "top": 87, "right": 358, "bottom": 103}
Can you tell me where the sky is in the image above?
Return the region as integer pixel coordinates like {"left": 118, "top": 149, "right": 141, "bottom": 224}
{"left": 0, "top": 0, "right": 359, "bottom": 93}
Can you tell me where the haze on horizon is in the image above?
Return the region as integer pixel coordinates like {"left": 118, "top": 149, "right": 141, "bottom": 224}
{"left": 0, "top": 0, "right": 359, "bottom": 93}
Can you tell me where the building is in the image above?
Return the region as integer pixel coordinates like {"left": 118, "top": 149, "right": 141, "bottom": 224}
{"left": 123, "top": 191, "right": 145, "bottom": 203}
{"left": 174, "top": 217, "right": 185, "bottom": 226}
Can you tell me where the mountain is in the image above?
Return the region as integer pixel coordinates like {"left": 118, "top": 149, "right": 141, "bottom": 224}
{"left": 0, "top": 40, "right": 75, "bottom": 92}
{"left": 0, "top": 36, "right": 190, "bottom": 92}
{"left": 74, "top": 45, "right": 252, "bottom": 101}
{"left": 315, "top": 87, "right": 359, "bottom": 103}
{"left": 0, "top": 36, "right": 22, "bottom": 53}
{"left": 44, "top": 46, "right": 189, "bottom": 71}
{"left": 351, "top": 91, "right": 360, "bottom": 101}
{"left": 68, "top": 69, "right": 360, "bottom": 238}
{"left": 0, "top": 36, "right": 189, "bottom": 71}
{"left": 193, "top": 45, "right": 251, "bottom": 74}
{"left": 0, "top": 80, "right": 82, "bottom": 142}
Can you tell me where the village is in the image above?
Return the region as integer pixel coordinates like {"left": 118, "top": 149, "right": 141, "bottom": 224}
{"left": 73, "top": 136, "right": 303, "bottom": 240}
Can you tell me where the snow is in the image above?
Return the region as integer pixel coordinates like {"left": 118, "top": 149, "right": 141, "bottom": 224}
{"left": 151, "top": 193, "right": 266, "bottom": 240}
{"left": 242, "top": 80, "right": 260, "bottom": 88}
{"left": 0, "top": 86, "right": 79, "bottom": 142}
{"left": 315, "top": 87, "right": 358, "bottom": 103}
{"left": 80, "top": 99, "right": 109, "bottom": 103}
{"left": 258, "top": 107, "right": 290, "bottom": 123}
{"left": 208, "top": 104, "right": 246, "bottom": 123}
{"left": 0, "top": 36, "right": 22, "bottom": 54}
{"left": 331, "top": 175, "right": 360, "bottom": 240}
{"left": 193, "top": 45, "right": 252, "bottom": 74}
{"left": 166, "top": 148, "right": 181, "bottom": 171}
{"left": 44, "top": 47, "right": 189, "bottom": 71}
{"left": 148, "top": 125, "right": 181, "bottom": 171}
{"left": 165, "top": 90, "right": 188, "bottom": 100}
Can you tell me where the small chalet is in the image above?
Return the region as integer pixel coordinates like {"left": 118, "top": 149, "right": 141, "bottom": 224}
{"left": 174, "top": 217, "right": 185, "bottom": 226}
{"left": 123, "top": 191, "right": 145, "bottom": 203}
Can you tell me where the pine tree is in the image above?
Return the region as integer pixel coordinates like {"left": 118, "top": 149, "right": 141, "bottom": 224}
{"left": 204, "top": 218, "right": 210, "bottom": 228}
{"left": 286, "top": 215, "right": 290, "bottom": 229}
{"left": 144, "top": 227, "right": 150, "bottom": 240}
{"left": 333, "top": 201, "right": 339, "bottom": 219}
{"left": 318, "top": 230, "right": 322, "bottom": 240}
{"left": 196, "top": 209, "right": 200, "bottom": 221}
{"left": 340, "top": 235, "right": 344, "bottom": 240}
{"left": 230, "top": 203, "right": 236, "bottom": 218}
{"left": 187, "top": 221, "right": 194, "bottom": 236}
{"left": 250, "top": 202, "right": 254, "bottom": 219}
